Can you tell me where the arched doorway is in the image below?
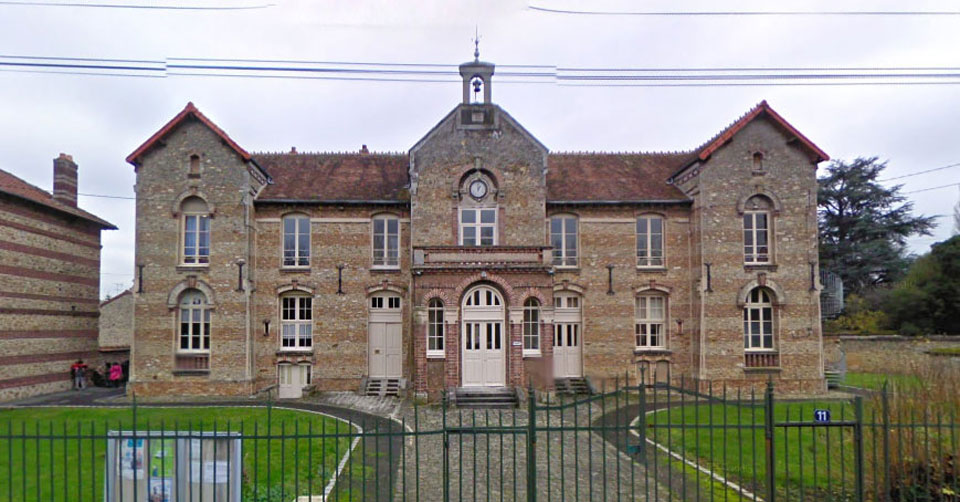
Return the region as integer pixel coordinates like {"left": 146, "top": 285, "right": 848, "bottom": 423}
{"left": 553, "top": 291, "right": 583, "bottom": 378}
{"left": 461, "top": 285, "right": 506, "bottom": 387}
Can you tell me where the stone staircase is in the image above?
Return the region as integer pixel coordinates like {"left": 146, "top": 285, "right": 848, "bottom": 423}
{"left": 454, "top": 387, "right": 519, "bottom": 408}
{"left": 555, "top": 377, "right": 592, "bottom": 396}
{"left": 361, "top": 378, "right": 402, "bottom": 397}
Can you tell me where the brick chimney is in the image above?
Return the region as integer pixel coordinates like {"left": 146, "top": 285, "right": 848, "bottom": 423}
{"left": 52, "top": 153, "right": 78, "bottom": 207}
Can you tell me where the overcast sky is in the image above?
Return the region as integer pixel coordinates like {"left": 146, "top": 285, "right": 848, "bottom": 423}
{"left": 1, "top": 0, "right": 958, "bottom": 298}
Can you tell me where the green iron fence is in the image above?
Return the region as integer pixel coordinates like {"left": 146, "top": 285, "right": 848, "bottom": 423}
{"left": 0, "top": 376, "right": 957, "bottom": 501}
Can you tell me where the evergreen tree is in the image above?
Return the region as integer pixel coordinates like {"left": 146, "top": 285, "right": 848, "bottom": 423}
{"left": 818, "top": 157, "right": 936, "bottom": 293}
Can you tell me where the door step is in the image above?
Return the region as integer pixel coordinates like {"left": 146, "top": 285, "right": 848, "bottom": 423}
{"left": 454, "top": 387, "right": 518, "bottom": 409}
{"left": 555, "top": 377, "right": 592, "bottom": 396}
{"left": 361, "top": 377, "right": 402, "bottom": 397}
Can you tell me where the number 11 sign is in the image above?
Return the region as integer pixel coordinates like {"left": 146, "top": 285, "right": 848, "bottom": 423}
{"left": 814, "top": 409, "right": 831, "bottom": 423}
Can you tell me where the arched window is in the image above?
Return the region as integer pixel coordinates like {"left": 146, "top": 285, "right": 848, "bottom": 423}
{"left": 280, "top": 294, "right": 312, "bottom": 350}
{"left": 635, "top": 294, "right": 666, "bottom": 349}
{"left": 372, "top": 214, "right": 400, "bottom": 268}
{"left": 523, "top": 298, "right": 541, "bottom": 354}
{"left": 179, "top": 290, "right": 210, "bottom": 352}
{"left": 744, "top": 287, "right": 774, "bottom": 350}
{"left": 743, "top": 195, "right": 773, "bottom": 264}
{"left": 550, "top": 215, "right": 578, "bottom": 267}
{"left": 427, "top": 299, "right": 445, "bottom": 357}
{"left": 637, "top": 215, "right": 664, "bottom": 268}
{"left": 282, "top": 214, "right": 310, "bottom": 268}
{"left": 181, "top": 196, "right": 210, "bottom": 265}
{"left": 459, "top": 173, "right": 497, "bottom": 246}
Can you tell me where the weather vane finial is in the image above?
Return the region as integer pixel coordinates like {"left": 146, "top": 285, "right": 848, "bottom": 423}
{"left": 473, "top": 27, "right": 480, "bottom": 61}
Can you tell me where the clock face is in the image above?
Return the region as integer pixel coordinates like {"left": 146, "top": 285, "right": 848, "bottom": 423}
{"left": 469, "top": 180, "right": 488, "bottom": 199}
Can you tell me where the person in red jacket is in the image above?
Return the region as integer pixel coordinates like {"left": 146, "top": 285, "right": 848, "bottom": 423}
{"left": 70, "top": 359, "right": 88, "bottom": 390}
{"left": 109, "top": 362, "right": 123, "bottom": 388}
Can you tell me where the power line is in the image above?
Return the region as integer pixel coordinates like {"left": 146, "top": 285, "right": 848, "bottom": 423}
{"left": 904, "top": 182, "right": 960, "bottom": 194}
{"left": 880, "top": 162, "right": 960, "bottom": 181}
{"left": 529, "top": 5, "right": 960, "bottom": 16}
{"left": 0, "top": 1, "right": 275, "bottom": 10}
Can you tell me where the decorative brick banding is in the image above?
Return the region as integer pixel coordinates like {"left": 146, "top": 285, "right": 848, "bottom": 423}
{"left": 0, "top": 239, "right": 99, "bottom": 267}
{"left": 0, "top": 291, "right": 99, "bottom": 305}
{"left": 0, "top": 350, "right": 98, "bottom": 366}
{"left": 0, "top": 371, "right": 70, "bottom": 390}
{"left": 0, "top": 308, "right": 98, "bottom": 317}
{"left": 0, "top": 264, "right": 99, "bottom": 287}
{"left": 0, "top": 330, "right": 97, "bottom": 340}
{"left": 0, "top": 218, "right": 100, "bottom": 249}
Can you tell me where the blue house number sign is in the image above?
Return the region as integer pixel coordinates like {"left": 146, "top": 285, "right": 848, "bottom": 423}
{"left": 814, "top": 409, "right": 831, "bottom": 423}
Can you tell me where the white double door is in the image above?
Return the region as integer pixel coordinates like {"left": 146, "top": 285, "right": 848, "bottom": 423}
{"left": 278, "top": 364, "right": 310, "bottom": 399}
{"left": 462, "top": 321, "right": 505, "bottom": 387}
{"left": 553, "top": 322, "right": 582, "bottom": 378}
{"left": 369, "top": 321, "right": 402, "bottom": 378}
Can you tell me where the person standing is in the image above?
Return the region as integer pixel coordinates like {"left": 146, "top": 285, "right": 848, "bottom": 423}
{"left": 70, "top": 359, "right": 87, "bottom": 390}
{"left": 109, "top": 362, "right": 123, "bottom": 389}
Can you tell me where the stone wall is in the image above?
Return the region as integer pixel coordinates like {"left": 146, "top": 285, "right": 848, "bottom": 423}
{"left": 99, "top": 290, "right": 132, "bottom": 350}
{"left": 824, "top": 335, "right": 960, "bottom": 374}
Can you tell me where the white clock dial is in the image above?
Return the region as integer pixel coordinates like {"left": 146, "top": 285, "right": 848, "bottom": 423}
{"left": 469, "top": 180, "right": 487, "bottom": 199}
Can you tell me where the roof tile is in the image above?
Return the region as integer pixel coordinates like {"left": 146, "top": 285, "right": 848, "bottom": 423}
{"left": 0, "top": 168, "right": 116, "bottom": 229}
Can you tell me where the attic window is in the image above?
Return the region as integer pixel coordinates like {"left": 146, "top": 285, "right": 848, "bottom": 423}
{"left": 189, "top": 154, "right": 201, "bottom": 178}
{"left": 752, "top": 152, "right": 764, "bottom": 172}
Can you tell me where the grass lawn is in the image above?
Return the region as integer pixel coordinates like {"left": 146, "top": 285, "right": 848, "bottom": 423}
{"left": 647, "top": 399, "right": 862, "bottom": 500}
{"left": 842, "top": 372, "right": 923, "bottom": 391}
{"left": 0, "top": 406, "right": 357, "bottom": 502}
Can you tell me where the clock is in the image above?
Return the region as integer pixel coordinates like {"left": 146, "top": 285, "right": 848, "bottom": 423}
{"left": 469, "top": 180, "right": 488, "bottom": 199}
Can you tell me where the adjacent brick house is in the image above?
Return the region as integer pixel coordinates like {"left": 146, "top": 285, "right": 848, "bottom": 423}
{"left": 98, "top": 289, "right": 133, "bottom": 365}
{"left": 128, "top": 56, "right": 828, "bottom": 399}
{"left": 0, "top": 155, "right": 116, "bottom": 400}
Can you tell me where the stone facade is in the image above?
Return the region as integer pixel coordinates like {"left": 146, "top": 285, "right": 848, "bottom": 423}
{"left": 0, "top": 155, "right": 115, "bottom": 400}
{"left": 98, "top": 289, "right": 133, "bottom": 363}
{"left": 127, "top": 58, "right": 828, "bottom": 399}
{"left": 824, "top": 335, "right": 960, "bottom": 374}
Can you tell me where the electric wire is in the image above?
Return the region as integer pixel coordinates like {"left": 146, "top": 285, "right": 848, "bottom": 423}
{"left": 0, "top": 1, "right": 275, "bottom": 10}
{"left": 879, "top": 162, "right": 960, "bottom": 181}
{"left": 528, "top": 5, "right": 960, "bottom": 16}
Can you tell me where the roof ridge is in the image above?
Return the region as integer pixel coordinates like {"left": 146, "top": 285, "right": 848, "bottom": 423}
{"left": 0, "top": 166, "right": 54, "bottom": 200}
{"left": 253, "top": 150, "right": 407, "bottom": 157}
{"left": 549, "top": 150, "right": 695, "bottom": 156}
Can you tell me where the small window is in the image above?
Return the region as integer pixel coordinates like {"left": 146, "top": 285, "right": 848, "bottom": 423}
{"left": 189, "top": 154, "right": 200, "bottom": 176}
{"left": 373, "top": 215, "right": 400, "bottom": 268}
{"left": 282, "top": 214, "right": 310, "bottom": 268}
{"left": 181, "top": 197, "right": 210, "bottom": 265}
{"left": 637, "top": 216, "right": 664, "bottom": 268}
{"left": 554, "top": 293, "right": 581, "bottom": 310}
{"left": 178, "top": 290, "right": 210, "bottom": 353}
{"left": 280, "top": 296, "right": 312, "bottom": 350}
{"left": 371, "top": 294, "right": 401, "bottom": 310}
{"left": 550, "top": 215, "right": 578, "bottom": 267}
{"left": 427, "top": 299, "right": 445, "bottom": 357}
{"left": 744, "top": 288, "right": 775, "bottom": 350}
{"left": 752, "top": 152, "right": 764, "bottom": 171}
{"left": 460, "top": 208, "right": 497, "bottom": 246}
{"left": 635, "top": 295, "right": 666, "bottom": 349}
{"left": 523, "top": 298, "right": 540, "bottom": 354}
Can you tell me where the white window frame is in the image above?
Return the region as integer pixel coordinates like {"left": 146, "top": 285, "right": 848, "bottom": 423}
{"left": 427, "top": 299, "right": 445, "bottom": 358}
{"left": 178, "top": 291, "right": 210, "bottom": 353}
{"left": 550, "top": 215, "right": 579, "bottom": 268}
{"left": 743, "top": 288, "right": 775, "bottom": 351}
{"left": 371, "top": 294, "right": 401, "bottom": 310}
{"left": 635, "top": 295, "right": 666, "bottom": 349}
{"left": 522, "top": 298, "right": 541, "bottom": 356}
{"left": 282, "top": 214, "right": 310, "bottom": 268}
{"left": 181, "top": 213, "right": 210, "bottom": 266}
{"left": 743, "top": 211, "right": 771, "bottom": 264}
{"left": 636, "top": 215, "right": 665, "bottom": 268}
{"left": 372, "top": 214, "right": 400, "bottom": 269}
{"left": 280, "top": 295, "right": 313, "bottom": 350}
{"left": 278, "top": 363, "right": 312, "bottom": 387}
{"left": 459, "top": 207, "right": 497, "bottom": 246}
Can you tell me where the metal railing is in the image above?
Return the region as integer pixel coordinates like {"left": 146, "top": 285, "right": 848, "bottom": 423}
{"left": 0, "top": 376, "right": 956, "bottom": 501}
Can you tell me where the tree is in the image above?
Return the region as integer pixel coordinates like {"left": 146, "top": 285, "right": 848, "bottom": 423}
{"left": 818, "top": 157, "right": 936, "bottom": 294}
{"left": 885, "top": 235, "right": 960, "bottom": 335}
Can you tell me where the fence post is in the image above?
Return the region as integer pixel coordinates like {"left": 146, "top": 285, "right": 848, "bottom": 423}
{"left": 764, "top": 378, "right": 776, "bottom": 502}
{"left": 854, "top": 395, "right": 865, "bottom": 502}
{"left": 527, "top": 381, "right": 537, "bottom": 502}
{"left": 881, "top": 383, "right": 892, "bottom": 502}
{"left": 638, "top": 365, "right": 647, "bottom": 460}
{"left": 442, "top": 392, "right": 449, "bottom": 502}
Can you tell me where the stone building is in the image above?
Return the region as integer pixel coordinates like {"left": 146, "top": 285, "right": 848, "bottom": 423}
{"left": 0, "top": 155, "right": 116, "bottom": 400}
{"left": 128, "top": 55, "right": 828, "bottom": 400}
{"left": 98, "top": 289, "right": 133, "bottom": 365}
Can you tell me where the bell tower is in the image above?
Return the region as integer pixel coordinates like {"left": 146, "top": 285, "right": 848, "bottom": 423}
{"left": 459, "top": 38, "right": 495, "bottom": 104}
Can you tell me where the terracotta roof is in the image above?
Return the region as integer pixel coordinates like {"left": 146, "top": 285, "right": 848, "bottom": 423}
{"left": 0, "top": 168, "right": 116, "bottom": 229}
{"left": 126, "top": 102, "right": 253, "bottom": 167}
{"left": 255, "top": 152, "right": 410, "bottom": 203}
{"left": 546, "top": 153, "right": 692, "bottom": 202}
